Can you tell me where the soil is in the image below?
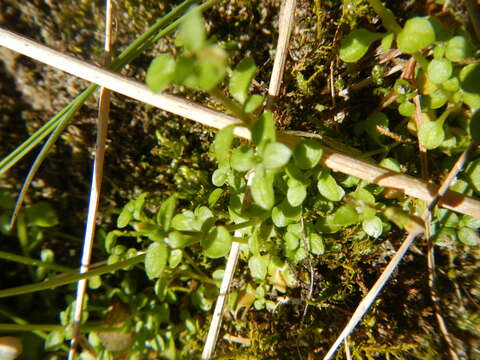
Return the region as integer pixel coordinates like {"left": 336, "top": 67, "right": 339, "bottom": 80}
{"left": 0, "top": 1, "right": 479, "bottom": 359}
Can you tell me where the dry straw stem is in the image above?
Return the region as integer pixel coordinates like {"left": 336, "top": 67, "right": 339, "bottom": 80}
{"left": 268, "top": 0, "right": 296, "bottom": 98}
{"left": 68, "top": 1, "right": 113, "bottom": 359}
{"left": 0, "top": 28, "right": 479, "bottom": 218}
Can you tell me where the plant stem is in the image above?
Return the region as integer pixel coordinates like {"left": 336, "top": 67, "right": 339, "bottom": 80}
{"left": 0, "top": 254, "right": 145, "bottom": 298}
{"left": 209, "top": 87, "right": 252, "bottom": 125}
{"left": 0, "top": 251, "right": 75, "bottom": 273}
{"left": 366, "top": 0, "right": 402, "bottom": 34}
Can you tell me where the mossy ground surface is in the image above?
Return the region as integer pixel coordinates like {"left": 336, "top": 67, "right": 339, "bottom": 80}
{"left": 0, "top": 1, "right": 479, "bottom": 359}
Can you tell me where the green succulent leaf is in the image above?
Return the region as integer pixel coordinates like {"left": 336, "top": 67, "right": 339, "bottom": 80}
{"left": 171, "top": 211, "right": 196, "bottom": 231}
{"left": 418, "top": 121, "right": 445, "bottom": 150}
{"left": 145, "top": 242, "right": 169, "bottom": 280}
{"left": 176, "top": 7, "right": 206, "bottom": 53}
{"left": 398, "top": 101, "right": 415, "bottom": 117}
{"left": 230, "top": 145, "right": 256, "bottom": 172}
{"left": 429, "top": 89, "right": 449, "bottom": 109}
{"left": 427, "top": 58, "right": 452, "bottom": 84}
{"left": 229, "top": 58, "right": 257, "bottom": 104}
{"left": 196, "top": 45, "right": 228, "bottom": 91}
{"left": 146, "top": 54, "right": 176, "bottom": 93}
{"left": 293, "top": 139, "right": 323, "bottom": 169}
{"left": 460, "top": 64, "right": 480, "bottom": 95}
{"left": 174, "top": 56, "right": 199, "bottom": 87}
{"left": 379, "top": 157, "right": 401, "bottom": 173}
{"left": 271, "top": 199, "right": 302, "bottom": 228}
{"left": 262, "top": 142, "right": 292, "bottom": 169}
{"left": 333, "top": 205, "right": 360, "bottom": 226}
{"left": 201, "top": 226, "right": 232, "bottom": 258}
{"left": 214, "top": 124, "right": 235, "bottom": 165}
{"left": 157, "top": 195, "right": 177, "bottom": 232}
{"left": 249, "top": 255, "right": 268, "bottom": 280}
{"left": 445, "top": 36, "right": 472, "bottom": 62}
{"left": 362, "top": 216, "right": 383, "bottom": 238}
{"left": 457, "top": 227, "right": 480, "bottom": 246}
{"left": 212, "top": 166, "right": 229, "bottom": 187}
{"left": 208, "top": 188, "right": 224, "bottom": 206}
{"left": 287, "top": 183, "right": 307, "bottom": 207}
{"left": 169, "top": 249, "right": 183, "bottom": 268}
{"left": 244, "top": 94, "right": 264, "bottom": 113}
{"left": 467, "top": 159, "right": 480, "bottom": 192}
{"left": 317, "top": 171, "right": 345, "bottom": 202}
{"left": 251, "top": 167, "right": 275, "bottom": 210}
{"left": 251, "top": 111, "right": 276, "bottom": 149}
{"left": 397, "top": 17, "right": 435, "bottom": 54}
{"left": 308, "top": 233, "right": 325, "bottom": 256}
{"left": 339, "top": 29, "right": 384, "bottom": 63}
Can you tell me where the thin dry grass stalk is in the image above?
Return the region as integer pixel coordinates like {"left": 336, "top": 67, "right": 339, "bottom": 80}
{"left": 0, "top": 27, "right": 479, "bottom": 219}
{"left": 69, "top": 1, "right": 113, "bottom": 358}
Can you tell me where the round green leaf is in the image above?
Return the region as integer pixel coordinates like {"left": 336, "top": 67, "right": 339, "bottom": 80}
{"left": 229, "top": 58, "right": 257, "bottom": 104}
{"left": 333, "top": 205, "right": 360, "bottom": 226}
{"left": 429, "top": 89, "right": 449, "bottom": 109}
{"left": 244, "top": 94, "right": 264, "bottom": 113}
{"left": 214, "top": 124, "right": 235, "bottom": 165}
{"left": 339, "top": 29, "right": 383, "bottom": 63}
{"left": 145, "top": 242, "right": 169, "bottom": 280}
{"left": 212, "top": 167, "right": 228, "bottom": 187}
{"left": 271, "top": 199, "right": 302, "bottom": 228}
{"left": 470, "top": 111, "right": 480, "bottom": 144}
{"left": 231, "top": 146, "right": 256, "bottom": 172}
{"left": 418, "top": 121, "right": 445, "bottom": 150}
{"left": 445, "top": 36, "right": 472, "bottom": 62}
{"left": 249, "top": 255, "right": 268, "bottom": 280}
{"left": 460, "top": 64, "right": 480, "bottom": 94}
{"left": 26, "top": 202, "right": 58, "bottom": 227}
{"left": 397, "top": 17, "right": 435, "bottom": 54}
{"left": 169, "top": 249, "right": 183, "bottom": 268}
{"left": 293, "top": 139, "right": 323, "bottom": 169}
{"left": 197, "top": 46, "right": 228, "bottom": 91}
{"left": 308, "top": 233, "right": 325, "bottom": 255}
{"left": 442, "top": 77, "right": 460, "bottom": 92}
{"left": 285, "top": 232, "right": 300, "bottom": 251}
{"left": 146, "top": 54, "right": 176, "bottom": 93}
{"left": 457, "top": 227, "right": 479, "bottom": 246}
{"left": 171, "top": 211, "right": 196, "bottom": 231}
{"left": 362, "top": 216, "right": 383, "bottom": 238}
{"left": 398, "top": 101, "right": 415, "bottom": 117}
{"left": 45, "top": 330, "right": 65, "bottom": 350}
{"left": 208, "top": 188, "right": 224, "bottom": 206}
{"left": 317, "top": 172, "right": 345, "bottom": 202}
{"left": 262, "top": 142, "right": 292, "bottom": 169}
{"left": 427, "top": 58, "right": 452, "bottom": 84}
{"left": 379, "top": 157, "right": 401, "bottom": 173}
{"left": 287, "top": 184, "right": 307, "bottom": 207}
{"left": 156, "top": 195, "right": 177, "bottom": 232}
{"left": 251, "top": 111, "right": 276, "bottom": 148}
{"left": 251, "top": 168, "right": 275, "bottom": 210}
{"left": 467, "top": 159, "right": 480, "bottom": 192}
{"left": 167, "top": 231, "right": 198, "bottom": 248}
{"left": 381, "top": 33, "right": 395, "bottom": 52}
{"left": 176, "top": 7, "right": 206, "bottom": 53}
{"left": 201, "top": 226, "right": 232, "bottom": 258}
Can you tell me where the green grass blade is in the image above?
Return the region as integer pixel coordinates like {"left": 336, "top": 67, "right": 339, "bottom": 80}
{"left": 0, "top": 250, "right": 75, "bottom": 273}
{"left": 0, "top": 254, "right": 145, "bottom": 298}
